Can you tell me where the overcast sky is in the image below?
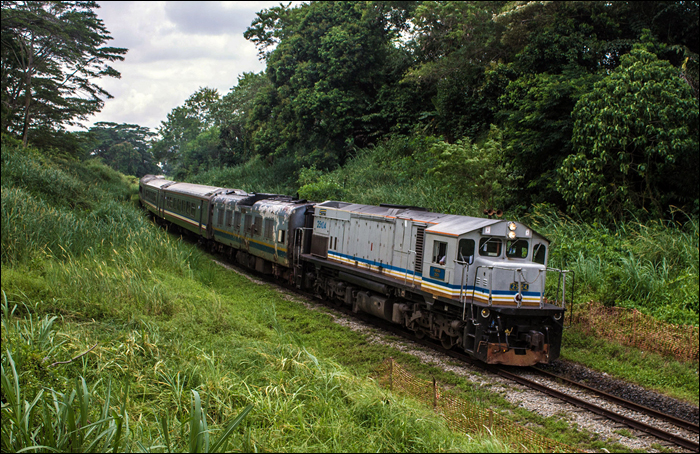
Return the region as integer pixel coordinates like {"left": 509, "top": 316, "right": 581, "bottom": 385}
{"left": 81, "top": 1, "right": 298, "bottom": 133}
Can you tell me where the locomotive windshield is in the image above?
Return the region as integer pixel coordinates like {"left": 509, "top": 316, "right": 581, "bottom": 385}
{"left": 533, "top": 243, "right": 547, "bottom": 264}
{"left": 506, "top": 239, "right": 529, "bottom": 258}
{"left": 479, "top": 237, "right": 501, "bottom": 257}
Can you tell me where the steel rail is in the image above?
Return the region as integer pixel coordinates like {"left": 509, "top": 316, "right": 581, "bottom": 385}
{"left": 532, "top": 366, "right": 700, "bottom": 434}
{"left": 491, "top": 367, "right": 699, "bottom": 452}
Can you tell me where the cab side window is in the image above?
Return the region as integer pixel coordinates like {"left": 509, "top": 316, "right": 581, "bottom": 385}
{"left": 458, "top": 239, "right": 475, "bottom": 264}
{"left": 432, "top": 240, "right": 448, "bottom": 265}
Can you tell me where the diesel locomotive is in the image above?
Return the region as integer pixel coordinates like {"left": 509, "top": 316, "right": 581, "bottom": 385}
{"left": 139, "top": 175, "right": 570, "bottom": 366}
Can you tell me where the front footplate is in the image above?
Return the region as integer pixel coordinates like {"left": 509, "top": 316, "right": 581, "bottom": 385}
{"left": 482, "top": 343, "right": 550, "bottom": 366}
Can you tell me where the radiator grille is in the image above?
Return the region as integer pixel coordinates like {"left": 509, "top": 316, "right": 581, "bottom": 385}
{"left": 414, "top": 226, "right": 425, "bottom": 275}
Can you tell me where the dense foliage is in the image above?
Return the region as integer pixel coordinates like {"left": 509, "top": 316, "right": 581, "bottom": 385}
{"left": 4, "top": 1, "right": 697, "bottom": 218}
{"left": 145, "top": 0, "right": 698, "bottom": 221}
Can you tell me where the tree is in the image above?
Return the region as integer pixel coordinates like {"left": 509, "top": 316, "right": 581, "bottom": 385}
{"left": 428, "top": 125, "right": 517, "bottom": 211}
{"left": 213, "top": 72, "right": 270, "bottom": 165}
{"left": 244, "top": 1, "right": 413, "bottom": 168}
{"left": 558, "top": 37, "right": 699, "bottom": 220}
{"left": 84, "top": 122, "right": 158, "bottom": 177}
{"left": 174, "top": 126, "right": 224, "bottom": 179}
{"left": 498, "top": 69, "right": 600, "bottom": 207}
{"left": 1, "top": 1, "right": 127, "bottom": 147}
{"left": 151, "top": 87, "right": 220, "bottom": 174}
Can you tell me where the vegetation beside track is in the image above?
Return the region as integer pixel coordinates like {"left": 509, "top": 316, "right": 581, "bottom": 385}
{"left": 1, "top": 138, "right": 509, "bottom": 452}
{"left": 2, "top": 139, "right": 698, "bottom": 453}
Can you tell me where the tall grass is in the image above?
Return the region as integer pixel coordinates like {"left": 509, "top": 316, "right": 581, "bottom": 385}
{"left": 527, "top": 205, "right": 699, "bottom": 325}
{"left": 295, "top": 135, "right": 487, "bottom": 215}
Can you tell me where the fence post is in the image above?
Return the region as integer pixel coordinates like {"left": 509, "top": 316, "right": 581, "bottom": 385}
{"left": 433, "top": 377, "right": 437, "bottom": 410}
{"left": 489, "top": 408, "right": 493, "bottom": 432}
{"left": 389, "top": 357, "right": 393, "bottom": 391}
{"left": 633, "top": 310, "right": 637, "bottom": 346}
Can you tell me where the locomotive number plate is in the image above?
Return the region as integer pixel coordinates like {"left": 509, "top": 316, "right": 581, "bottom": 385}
{"left": 509, "top": 282, "right": 529, "bottom": 291}
{"left": 430, "top": 266, "right": 445, "bottom": 281}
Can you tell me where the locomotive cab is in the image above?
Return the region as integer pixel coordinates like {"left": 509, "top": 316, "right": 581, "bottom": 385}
{"left": 421, "top": 219, "right": 563, "bottom": 365}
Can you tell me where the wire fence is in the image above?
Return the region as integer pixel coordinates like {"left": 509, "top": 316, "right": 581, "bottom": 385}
{"left": 376, "top": 358, "right": 579, "bottom": 453}
{"left": 571, "top": 301, "right": 699, "bottom": 363}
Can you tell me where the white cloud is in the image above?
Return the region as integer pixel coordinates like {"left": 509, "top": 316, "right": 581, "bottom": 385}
{"left": 75, "top": 1, "right": 293, "bottom": 133}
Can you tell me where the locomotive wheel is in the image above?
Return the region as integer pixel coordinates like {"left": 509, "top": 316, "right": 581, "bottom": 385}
{"left": 414, "top": 329, "right": 425, "bottom": 339}
{"left": 441, "top": 335, "right": 456, "bottom": 350}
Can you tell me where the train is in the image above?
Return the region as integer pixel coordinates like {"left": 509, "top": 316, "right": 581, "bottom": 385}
{"left": 139, "top": 174, "right": 569, "bottom": 366}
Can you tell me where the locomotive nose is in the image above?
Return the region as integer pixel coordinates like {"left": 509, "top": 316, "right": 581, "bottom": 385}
{"left": 520, "top": 330, "right": 545, "bottom": 352}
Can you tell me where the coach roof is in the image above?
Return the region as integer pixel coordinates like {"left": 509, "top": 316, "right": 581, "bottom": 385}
{"left": 164, "top": 182, "right": 229, "bottom": 198}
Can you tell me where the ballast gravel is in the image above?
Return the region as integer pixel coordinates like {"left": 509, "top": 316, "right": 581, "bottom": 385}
{"left": 215, "top": 260, "right": 698, "bottom": 452}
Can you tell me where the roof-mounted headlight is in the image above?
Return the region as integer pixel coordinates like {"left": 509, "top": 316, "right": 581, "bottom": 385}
{"left": 508, "top": 222, "right": 517, "bottom": 231}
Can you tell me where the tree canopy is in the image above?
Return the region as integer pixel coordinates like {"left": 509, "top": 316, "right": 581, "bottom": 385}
{"left": 82, "top": 122, "right": 159, "bottom": 177}
{"left": 149, "top": 0, "right": 699, "bottom": 221}
{"left": 559, "top": 38, "right": 699, "bottom": 220}
{"left": 1, "top": 1, "right": 127, "bottom": 146}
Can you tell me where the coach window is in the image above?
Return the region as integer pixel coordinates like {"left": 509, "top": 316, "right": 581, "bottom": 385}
{"left": 264, "top": 219, "right": 274, "bottom": 240}
{"left": 432, "top": 240, "right": 448, "bottom": 265}
{"left": 277, "top": 229, "right": 286, "bottom": 244}
{"left": 458, "top": 239, "right": 475, "bottom": 264}
{"left": 506, "top": 239, "right": 529, "bottom": 259}
{"left": 533, "top": 243, "right": 547, "bottom": 265}
{"left": 253, "top": 216, "right": 262, "bottom": 235}
{"left": 244, "top": 214, "right": 252, "bottom": 233}
{"left": 479, "top": 237, "right": 502, "bottom": 257}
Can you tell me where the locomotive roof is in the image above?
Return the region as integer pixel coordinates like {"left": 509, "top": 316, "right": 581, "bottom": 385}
{"left": 316, "top": 201, "right": 513, "bottom": 237}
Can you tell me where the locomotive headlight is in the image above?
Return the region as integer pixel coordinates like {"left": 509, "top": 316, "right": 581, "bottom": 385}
{"left": 508, "top": 222, "right": 517, "bottom": 231}
{"left": 554, "top": 313, "right": 562, "bottom": 321}
{"left": 481, "top": 308, "right": 490, "bottom": 318}
{"left": 507, "top": 230, "right": 517, "bottom": 239}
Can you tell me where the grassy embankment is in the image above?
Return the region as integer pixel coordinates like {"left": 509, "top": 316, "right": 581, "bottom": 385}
{"left": 190, "top": 136, "right": 699, "bottom": 404}
{"left": 2, "top": 138, "right": 512, "bottom": 451}
{"left": 3, "top": 135, "right": 697, "bottom": 452}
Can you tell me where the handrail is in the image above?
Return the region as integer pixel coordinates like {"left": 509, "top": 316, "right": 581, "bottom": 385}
{"left": 455, "top": 259, "right": 470, "bottom": 321}
{"left": 546, "top": 268, "right": 576, "bottom": 323}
